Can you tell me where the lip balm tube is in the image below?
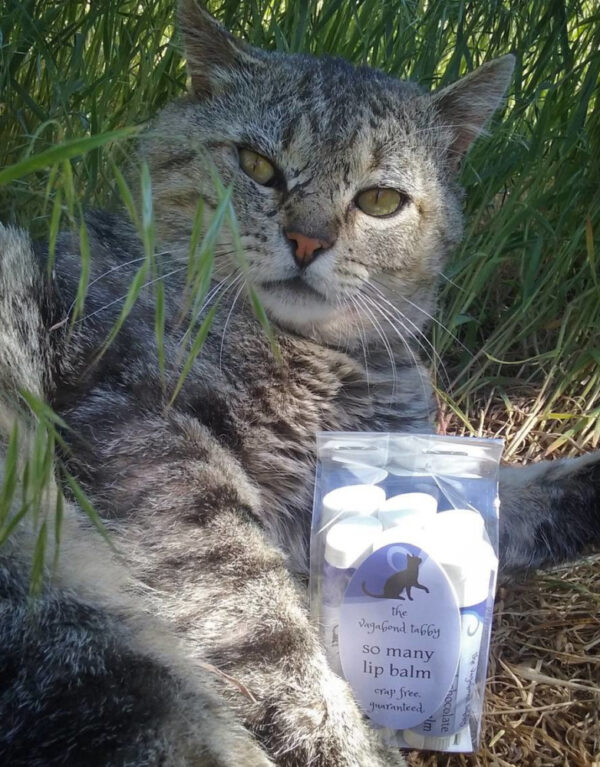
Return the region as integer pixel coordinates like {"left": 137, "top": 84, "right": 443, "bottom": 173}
{"left": 450, "top": 725, "right": 473, "bottom": 751}
{"left": 320, "top": 515, "right": 383, "bottom": 674}
{"left": 372, "top": 521, "right": 432, "bottom": 552}
{"left": 377, "top": 492, "right": 438, "bottom": 530}
{"left": 428, "top": 510, "right": 497, "bottom": 608}
{"left": 434, "top": 508, "right": 485, "bottom": 539}
{"left": 404, "top": 510, "right": 497, "bottom": 743}
{"left": 371, "top": 493, "right": 438, "bottom": 552}
{"left": 406, "top": 606, "right": 484, "bottom": 744}
{"left": 320, "top": 484, "right": 386, "bottom": 528}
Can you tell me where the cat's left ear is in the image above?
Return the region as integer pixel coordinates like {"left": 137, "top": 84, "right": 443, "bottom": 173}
{"left": 178, "top": 0, "right": 264, "bottom": 99}
{"left": 431, "top": 55, "right": 515, "bottom": 168}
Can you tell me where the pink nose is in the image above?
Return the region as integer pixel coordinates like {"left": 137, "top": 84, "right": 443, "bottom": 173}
{"left": 285, "top": 231, "right": 331, "bottom": 267}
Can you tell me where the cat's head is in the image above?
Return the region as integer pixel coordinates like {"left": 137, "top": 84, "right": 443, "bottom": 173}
{"left": 407, "top": 555, "right": 422, "bottom": 566}
{"left": 145, "top": 1, "right": 513, "bottom": 344}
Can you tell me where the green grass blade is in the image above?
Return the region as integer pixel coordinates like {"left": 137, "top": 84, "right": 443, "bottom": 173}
{"left": 0, "top": 424, "right": 20, "bottom": 527}
{"left": 0, "top": 127, "right": 139, "bottom": 185}
{"left": 63, "top": 471, "right": 114, "bottom": 550}
{"left": 169, "top": 304, "right": 219, "bottom": 406}
{"left": 28, "top": 520, "right": 47, "bottom": 597}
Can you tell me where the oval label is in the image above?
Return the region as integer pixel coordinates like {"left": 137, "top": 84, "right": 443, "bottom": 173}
{"left": 339, "top": 543, "right": 461, "bottom": 729}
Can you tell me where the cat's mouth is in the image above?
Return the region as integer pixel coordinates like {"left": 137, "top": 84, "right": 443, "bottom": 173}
{"left": 259, "top": 276, "right": 328, "bottom": 302}
{"left": 254, "top": 274, "right": 339, "bottom": 332}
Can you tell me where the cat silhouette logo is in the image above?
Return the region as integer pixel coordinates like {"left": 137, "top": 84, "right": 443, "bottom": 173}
{"left": 362, "top": 554, "right": 430, "bottom": 601}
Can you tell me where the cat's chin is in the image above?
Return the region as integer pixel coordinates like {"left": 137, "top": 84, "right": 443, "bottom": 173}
{"left": 254, "top": 280, "right": 343, "bottom": 337}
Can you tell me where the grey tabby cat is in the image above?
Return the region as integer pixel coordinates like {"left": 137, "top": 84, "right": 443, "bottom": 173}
{"left": 1, "top": 2, "right": 599, "bottom": 765}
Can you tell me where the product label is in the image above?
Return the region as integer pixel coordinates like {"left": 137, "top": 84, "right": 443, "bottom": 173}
{"left": 339, "top": 543, "right": 461, "bottom": 729}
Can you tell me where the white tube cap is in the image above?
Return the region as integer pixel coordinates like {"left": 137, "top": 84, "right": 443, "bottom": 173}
{"left": 433, "top": 508, "right": 485, "bottom": 540}
{"left": 378, "top": 492, "right": 438, "bottom": 530}
{"left": 402, "top": 729, "right": 455, "bottom": 751}
{"left": 424, "top": 509, "right": 496, "bottom": 606}
{"left": 324, "top": 515, "right": 383, "bottom": 569}
{"left": 432, "top": 538, "right": 497, "bottom": 607}
{"left": 451, "top": 725, "right": 473, "bottom": 750}
{"left": 321, "top": 484, "right": 386, "bottom": 524}
{"left": 373, "top": 521, "right": 432, "bottom": 552}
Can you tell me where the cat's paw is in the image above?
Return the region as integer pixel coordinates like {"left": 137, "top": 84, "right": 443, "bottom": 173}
{"left": 290, "top": 672, "right": 407, "bottom": 767}
{"left": 367, "top": 735, "right": 408, "bottom": 767}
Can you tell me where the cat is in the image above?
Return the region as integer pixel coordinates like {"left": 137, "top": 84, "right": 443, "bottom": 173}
{"left": 362, "top": 555, "right": 429, "bottom": 601}
{"left": 1, "top": 1, "right": 599, "bottom": 765}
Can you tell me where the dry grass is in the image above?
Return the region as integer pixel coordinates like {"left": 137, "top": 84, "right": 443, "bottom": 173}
{"left": 407, "top": 557, "right": 600, "bottom": 767}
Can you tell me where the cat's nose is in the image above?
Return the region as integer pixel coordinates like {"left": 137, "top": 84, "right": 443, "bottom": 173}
{"left": 285, "top": 230, "right": 332, "bottom": 268}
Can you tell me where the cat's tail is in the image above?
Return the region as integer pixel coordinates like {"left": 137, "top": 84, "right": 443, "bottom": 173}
{"left": 499, "top": 458, "right": 600, "bottom": 572}
{"left": 361, "top": 581, "right": 385, "bottom": 599}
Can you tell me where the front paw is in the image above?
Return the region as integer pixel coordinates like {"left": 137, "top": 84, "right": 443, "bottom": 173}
{"left": 289, "top": 671, "right": 407, "bottom": 767}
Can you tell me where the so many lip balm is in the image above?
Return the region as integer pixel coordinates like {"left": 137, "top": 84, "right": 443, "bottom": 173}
{"left": 317, "top": 484, "right": 497, "bottom": 752}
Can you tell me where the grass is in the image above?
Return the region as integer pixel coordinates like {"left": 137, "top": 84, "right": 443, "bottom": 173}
{"left": 1, "top": 0, "right": 598, "bottom": 456}
{"left": 0, "top": 0, "right": 599, "bottom": 762}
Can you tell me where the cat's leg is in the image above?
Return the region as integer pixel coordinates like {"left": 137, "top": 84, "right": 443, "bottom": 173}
{"left": 78, "top": 416, "right": 405, "bottom": 767}
{"left": 499, "top": 453, "right": 600, "bottom": 571}
{"left": 405, "top": 586, "right": 413, "bottom": 600}
{"left": 414, "top": 583, "right": 429, "bottom": 593}
{"left": 145, "top": 509, "right": 403, "bottom": 767}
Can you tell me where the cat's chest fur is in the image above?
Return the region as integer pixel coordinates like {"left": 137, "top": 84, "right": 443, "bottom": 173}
{"left": 233, "top": 324, "right": 427, "bottom": 453}
{"left": 212, "top": 325, "right": 431, "bottom": 566}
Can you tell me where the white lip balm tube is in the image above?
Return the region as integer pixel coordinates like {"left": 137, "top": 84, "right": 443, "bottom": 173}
{"left": 404, "top": 509, "right": 497, "bottom": 748}
{"left": 404, "top": 607, "right": 484, "bottom": 749}
{"left": 320, "top": 484, "right": 386, "bottom": 528}
{"left": 320, "top": 515, "right": 383, "bottom": 675}
{"left": 372, "top": 492, "right": 438, "bottom": 555}
{"left": 377, "top": 492, "right": 438, "bottom": 530}
{"left": 430, "top": 509, "right": 496, "bottom": 607}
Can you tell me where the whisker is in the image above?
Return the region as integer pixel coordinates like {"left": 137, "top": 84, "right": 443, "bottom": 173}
{"left": 51, "top": 252, "right": 179, "bottom": 330}
{"left": 71, "top": 265, "right": 188, "bottom": 326}
{"left": 362, "top": 282, "right": 452, "bottom": 390}
{"left": 356, "top": 291, "right": 431, "bottom": 407}
{"left": 348, "top": 294, "right": 371, "bottom": 388}
{"left": 361, "top": 292, "right": 447, "bottom": 403}
{"left": 332, "top": 295, "right": 351, "bottom": 356}
{"left": 180, "top": 272, "right": 243, "bottom": 347}
{"left": 219, "top": 279, "right": 246, "bottom": 371}
{"left": 371, "top": 275, "right": 472, "bottom": 358}
{"left": 353, "top": 292, "right": 398, "bottom": 397}
{"left": 364, "top": 292, "right": 437, "bottom": 374}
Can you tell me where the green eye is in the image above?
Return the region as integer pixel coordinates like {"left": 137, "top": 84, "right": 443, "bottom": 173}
{"left": 356, "top": 187, "right": 405, "bottom": 217}
{"left": 239, "top": 148, "right": 276, "bottom": 186}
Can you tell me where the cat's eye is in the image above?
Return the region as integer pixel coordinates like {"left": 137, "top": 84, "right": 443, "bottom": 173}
{"left": 239, "top": 148, "right": 276, "bottom": 186}
{"left": 356, "top": 187, "right": 406, "bottom": 217}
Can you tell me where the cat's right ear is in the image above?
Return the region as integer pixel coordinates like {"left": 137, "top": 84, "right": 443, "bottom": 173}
{"left": 178, "top": 1, "right": 264, "bottom": 99}
{"left": 430, "top": 55, "right": 515, "bottom": 169}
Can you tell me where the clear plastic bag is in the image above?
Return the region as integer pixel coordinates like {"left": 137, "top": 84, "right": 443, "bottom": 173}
{"left": 309, "top": 433, "right": 503, "bottom": 753}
